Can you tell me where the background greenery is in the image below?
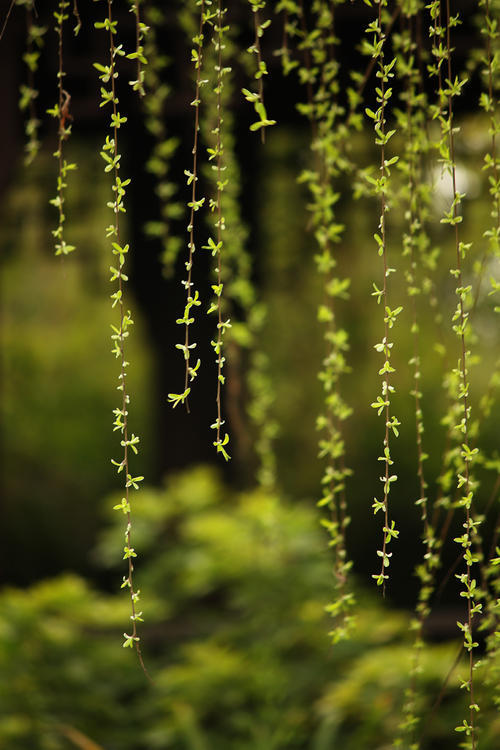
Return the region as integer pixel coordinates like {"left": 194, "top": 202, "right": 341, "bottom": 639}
{"left": 1, "top": 1, "right": 499, "bottom": 746}
{"left": 1, "top": 120, "right": 498, "bottom": 747}
{"left": 2, "top": 466, "right": 500, "bottom": 749}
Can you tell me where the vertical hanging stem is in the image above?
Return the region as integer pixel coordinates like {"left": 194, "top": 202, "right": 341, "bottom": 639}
{"left": 368, "top": 0, "right": 400, "bottom": 592}
{"left": 483, "top": 0, "right": 500, "bottom": 251}
{"left": 395, "top": 10, "right": 440, "bottom": 744}
{"left": 211, "top": 0, "right": 230, "bottom": 461}
{"left": 21, "top": 1, "right": 44, "bottom": 165}
{"left": 438, "top": 0, "right": 479, "bottom": 741}
{"left": 50, "top": 0, "right": 76, "bottom": 256}
{"left": 184, "top": 3, "right": 205, "bottom": 406}
{"left": 168, "top": 1, "right": 206, "bottom": 412}
{"left": 129, "top": 0, "right": 146, "bottom": 97}
{"left": 250, "top": 4, "right": 266, "bottom": 143}
{"left": 97, "top": 0, "right": 148, "bottom": 678}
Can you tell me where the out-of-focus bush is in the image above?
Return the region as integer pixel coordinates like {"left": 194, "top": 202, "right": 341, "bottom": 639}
{"left": 0, "top": 149, "right": 153, "bottom": 583}
{"left": 1, "top": 466, "right": 499, "bottom": 749}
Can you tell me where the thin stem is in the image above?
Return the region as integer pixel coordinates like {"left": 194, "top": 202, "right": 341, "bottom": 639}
{"left": 72, "top": 0, "right": 81, "bottom": 34}
{"left": 51, "top": 0, "right": 75, "bottom": 256}
{"left": 251, "top": 7, "right": 265, "bottom": 143}
{"left": 214, "top": 0, "right": 226, "bottom": 456}
{"left": 444, "top": 0, "right": 477, "bottom": 740}
{"left": 369, "top": 0, "right": 400, "bottom": 593}
{"left": 0, "top": 0, "right": 15, "bottom": 42}
{"left": 105, "top": 0, "right": 149, "bottom": 679}
{"left": 183, "top": 2, "right": 205, "bottom": 411}
{"left": 56, "top": 2, "right": 66, "bottom": 245}
{"left": 25, "top": 4, "right": 40, "bottom": 163}
{"left": 131, "top": 1, "right": 145, "bottom": 96}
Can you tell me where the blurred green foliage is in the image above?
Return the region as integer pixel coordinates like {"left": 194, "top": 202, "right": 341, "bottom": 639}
{"left": 255, "top": 121, "right": 500, "bottom": 599}
{"left": 0, "top": 146, "right": 153, "bottom": 583}
{"left": 257, "top": 119, "right": 500, "bottom": 501}
{"left": 1, "top": 466, "right": 499, "bottom": 749}
{"left": 1, "top": 103, "right": 499, "bottom": 749}
{"left": 2, "top": 121, "right": 498, "bottom": 599}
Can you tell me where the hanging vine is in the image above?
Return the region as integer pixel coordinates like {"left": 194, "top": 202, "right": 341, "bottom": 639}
{"left": 243, "top": 0, "right": 275, "bottom": 140}
{"left": 17, "top": 0, "right": 46, "bottom": 165}
{"left": 202, "top": 9, "right": 278, "bottom": 483}
{"left": 127, "top": 0, "right": 147, "bottom": 97}
{"left": 364, "top": 1, "right": 401, "bottom": 590}
{"left": 392, "top": 6, "right": 440, "bottom": 743}
{"left": 47, "top": 0, "right": 77, "bottom": 256}
{"left": 142, "top": 2, "right": 182, "bottom": 275}
{"left": 3, "top": 1, "right": 500, "bottom": 738}
{"left": 94, "top": 0, "right": 147, "bottom": 674}
{"left": 427, "top": 0, "right": 480, "bottom": 742}
{"left": 477, "top": 0, "right": 500, "bottom": 720}
{"left": 205, "top": 0, "right": 231, "bottom": 461}
{"left": 275, "top": 0, "right": 355, "bottom": 639}
{"left": 168, "top": 0, "right": 210, "bottom": 412}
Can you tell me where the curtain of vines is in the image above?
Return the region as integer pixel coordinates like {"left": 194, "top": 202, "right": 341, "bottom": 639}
{"left": 7, "top": 0, "right": 500, "bottom": 746}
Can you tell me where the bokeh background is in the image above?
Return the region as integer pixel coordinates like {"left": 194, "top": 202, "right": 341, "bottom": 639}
{"left": 1, "top": 1, "right": 499, "bottom": 748}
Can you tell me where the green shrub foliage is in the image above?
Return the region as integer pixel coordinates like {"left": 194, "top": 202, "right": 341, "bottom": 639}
{"left": 1, "top": 467, "right": 500, "bottom": 749}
